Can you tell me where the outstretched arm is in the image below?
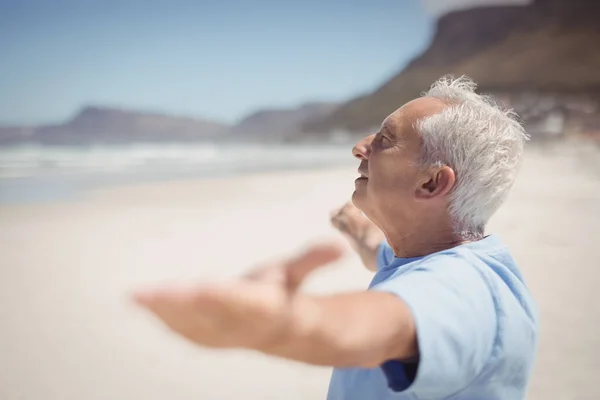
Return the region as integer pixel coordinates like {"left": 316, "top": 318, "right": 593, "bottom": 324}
{"left": 262, "top": 291, "right": 416, "bottom": 367}
{"left": 134, "top": 243, "right": 417, "bottom": 368}
{"left": 331, "top": 203, "right": 386, "bottom": 272}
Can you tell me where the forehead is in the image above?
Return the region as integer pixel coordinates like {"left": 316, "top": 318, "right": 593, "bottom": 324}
{"left": 382, "top": 97, "right": 447, "bottom": 137}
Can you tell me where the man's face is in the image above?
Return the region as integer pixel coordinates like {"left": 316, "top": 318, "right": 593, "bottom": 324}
{"left": 351, "top": 98, "right": 447, "bottom": 230}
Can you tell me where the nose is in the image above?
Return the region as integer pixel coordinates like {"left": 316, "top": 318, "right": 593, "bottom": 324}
{"left": 352, "top": 134, "right": 374, "bottom": 160}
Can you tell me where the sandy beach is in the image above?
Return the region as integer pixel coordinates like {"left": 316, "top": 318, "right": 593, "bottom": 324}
{"left": 1, "top": 142, "right": 599, "bottom": 400}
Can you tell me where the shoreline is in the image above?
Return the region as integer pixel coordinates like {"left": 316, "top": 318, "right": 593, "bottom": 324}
{"left": 1, "top": 139, "right": 598, "bottom": 208}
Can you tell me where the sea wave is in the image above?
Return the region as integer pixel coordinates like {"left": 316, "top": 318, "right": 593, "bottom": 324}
{"left": 0, "top": 143, "right": 354, "bottom": 180}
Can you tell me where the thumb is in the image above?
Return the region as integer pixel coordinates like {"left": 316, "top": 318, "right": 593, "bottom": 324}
{"left": 284, "top": 242, "right": 344, "bottom": 291}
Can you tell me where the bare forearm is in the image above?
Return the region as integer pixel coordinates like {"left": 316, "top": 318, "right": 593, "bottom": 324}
{"left": 330, "top": 203, "right": 384, "bottom": 271}
{"left": 344, "top": 229, "right": 384, "bottom": 272}
{"left": 356, "top": 236, "right": 382, "bottom": 272}
{"left": 259, "top": 291, "right": 416, "bottom": 368}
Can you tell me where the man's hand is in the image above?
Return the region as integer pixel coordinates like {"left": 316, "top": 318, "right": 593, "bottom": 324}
{"left": 331, "top": 202, "right": 385, "bottom": 271}
{"left": 134, "top": 241, "right": 417, "bottom": 368}
{"left": 134, "top": 244, "right": 343, "bottom": 350}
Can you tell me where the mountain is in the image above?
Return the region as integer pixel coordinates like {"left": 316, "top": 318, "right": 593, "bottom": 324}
{"left": 0, "top": 106, "right": 228, "bottom": 145}
{"left": 305, "top": 0, "right": 600, "bottom": 139}
{"left": 226, "top": 102, "right": 339, "bottom": 143}
{"left": 0, "top": 102, "right": 340, "bottom": 145}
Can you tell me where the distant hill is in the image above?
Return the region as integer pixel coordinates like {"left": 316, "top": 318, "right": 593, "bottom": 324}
{"left": 0, "top": 106, "right": 228, "bottom": 145}
{"left": 225, "top": 102, "right": 339, "bottom": 143}
{"left": 0, "top": 102, "right": 341, "bottom": 145}
{"left": 305, "top": 0, "right": 600, "bottom": 139}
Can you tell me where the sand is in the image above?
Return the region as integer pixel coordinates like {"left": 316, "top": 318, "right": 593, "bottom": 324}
{"left": 0, "top": 142, "right": 599, "bottom": 400}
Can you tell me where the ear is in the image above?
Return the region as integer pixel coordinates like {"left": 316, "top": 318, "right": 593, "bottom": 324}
{"left": 415, "top": 166, "right": 455, "bottom": 200}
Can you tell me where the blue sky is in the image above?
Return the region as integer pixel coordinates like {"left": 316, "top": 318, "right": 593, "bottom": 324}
{"left": 0, "top": 0, "right": 438, "bottom": 125}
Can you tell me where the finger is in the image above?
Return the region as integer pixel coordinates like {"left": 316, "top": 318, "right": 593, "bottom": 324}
{"left": 330, "top": 209, "right": 342, "bottom": 227}
{"left": 245, "top": 242, "right": 345, "bottom": 284}
{"left": 133, "top": 286, "right": 171, "bottom": 307}
{"left": 132, "top": 285, "right": 218, "bottom": 334}
{"left": 244, "top": 262, "right": 286, "bottom": 283}
{"left": 284, "top": 243, "right": 344, "bottom": 291}
{"left": 330, "top": 210, "right": 349, "bottom": 231}
{"left": 330, "top": 206, "right": 340, "bottom": 217}
{"left": 330, "top": 201, "right": 351, "bottom": 219}
{"left": 330, "top": 205, "right": 344, "bottom": 220}
{"left": 330, "top": 202, "right": 359, "bottom": 230}
{"left": 340, "top": 201, "right": 356, "bottom": 215}
{"left": 133, "top": 283, "right": 213, "bottom": 312}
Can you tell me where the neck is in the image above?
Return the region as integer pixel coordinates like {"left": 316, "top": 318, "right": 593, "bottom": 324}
{"left": 382, "top": 216, "right": 470, "bottom": 258}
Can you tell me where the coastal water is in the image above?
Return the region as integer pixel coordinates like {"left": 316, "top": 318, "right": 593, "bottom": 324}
{"left": 0, "top": 143, "right": 356, "bottom": 204}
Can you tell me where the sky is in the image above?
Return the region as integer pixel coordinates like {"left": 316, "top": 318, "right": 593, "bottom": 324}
{"left": 0, "top": 0, "right": 530, "bottom": 126}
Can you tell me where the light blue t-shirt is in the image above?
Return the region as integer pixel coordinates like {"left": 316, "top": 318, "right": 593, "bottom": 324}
{"left": 327, "top": 235, "right": 538, "bottom": 400}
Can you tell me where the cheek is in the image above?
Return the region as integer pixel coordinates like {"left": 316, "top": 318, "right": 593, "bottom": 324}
{"left": 369, "top": 158, "right": 414, "bottom": 197}
{"left": 362, "top": 157, "right": 418, "bottom": 220}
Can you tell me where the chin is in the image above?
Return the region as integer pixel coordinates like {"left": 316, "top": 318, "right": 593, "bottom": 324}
{"left": 351, "top": 191, "right": 366, "bottom": 211}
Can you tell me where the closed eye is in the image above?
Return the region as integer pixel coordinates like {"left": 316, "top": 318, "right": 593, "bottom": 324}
{"left": 374, "top": 130, "right": 386, "bottom": 140}
{"left": 374, "top": 131, "right": 390, "bottom": 144}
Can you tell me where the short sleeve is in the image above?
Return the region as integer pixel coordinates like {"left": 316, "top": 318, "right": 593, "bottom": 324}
{"left": 376, "top": 241, "right": 395, "bottom": 270}
{"left": 371, "top": 256, "right": 497, "bottom": 398}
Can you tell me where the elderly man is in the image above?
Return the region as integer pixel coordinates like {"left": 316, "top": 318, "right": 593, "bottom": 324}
{"left": 134, "top": 76, "right": 538, "bottom": 399}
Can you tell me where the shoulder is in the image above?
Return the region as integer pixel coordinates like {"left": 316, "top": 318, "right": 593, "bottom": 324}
{"left": 371, "top": 249, "right": 500, "bottom": 397}
{"left": 372, "top": 249, "right": 497, "bottom": 328}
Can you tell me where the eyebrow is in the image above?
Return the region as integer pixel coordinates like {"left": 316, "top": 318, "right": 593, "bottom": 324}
{"left": 381, "top": 120, "right": 395, "bottom": 135}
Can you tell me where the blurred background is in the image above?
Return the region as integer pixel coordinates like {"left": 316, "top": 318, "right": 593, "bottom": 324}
{"left": 0, "top": 0, "right": 599, "bottom": 399}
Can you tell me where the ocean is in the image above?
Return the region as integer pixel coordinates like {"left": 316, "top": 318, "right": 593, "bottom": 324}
{"left": 0, "top": 143, "right": 356, "bottom": 204}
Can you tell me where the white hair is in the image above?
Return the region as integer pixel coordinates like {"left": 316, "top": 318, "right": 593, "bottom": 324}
{"left": 416, "top": 75, "right": 529, "bottom": 240}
